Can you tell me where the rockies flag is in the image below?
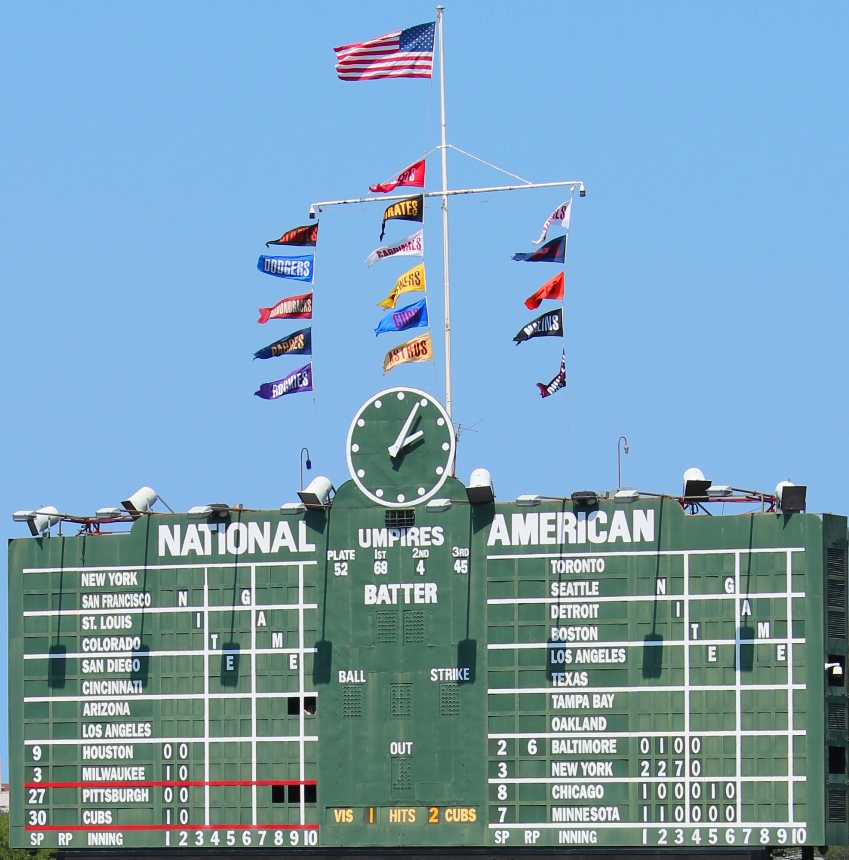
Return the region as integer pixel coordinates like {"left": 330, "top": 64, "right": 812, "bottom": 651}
{"left": 514, "top": 309, "right": 563, "bottom": 345}
{"left": 380, "top": 194, "right": 423, "bottom": 240}
{"left": 512, "top": 234, "right": 567, "bottom": 263}
{"left": 537, "top": 350, "right": 566, "bottom": 398}
{"left": 253, "top": 327, "right": 312, "bottom": 360}
{"left": 266, "top": 223, "right": 318, "bottom": 248}
{"left": 374, "top": 297, "right": 428, "bottom": 335}
{"left": 255, "top": 363, "right": 313, "bottom": 400}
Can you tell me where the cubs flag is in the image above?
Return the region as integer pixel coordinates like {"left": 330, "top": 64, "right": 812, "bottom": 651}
{"left": 254, "top": 328, "right": 312, "bottom": 360}
{"left": 369, "top": 158, "right": 426, "bottom": 194}
{"left": 514, "top": 309, "right": 563, "bottom": 344}
{"left": 383, "top": 332, "right": 433, "bottom": 374}
{"left": 524, "top": 271, "right": 564, "bottom": 310}
{"left": 537, "top": 350, "right": 566, "bottom": 398}
{"left": 258, "top": 293, "right": 312, "bottom": 324}
{"left": 335, "top": 22, "right": 435, "bottom": 82}
{"left": 513, "top": 234, "right": 567, "bottom": 264}
{"left": 375, "top": 297, "right": 428, "bottom": 335}
{"left": 378, "top": 262, "right": 425, "bottom": 309}
{"left": 532, "top": 199, "right": 572, "bottom": 245}
{"left": 257, "top": 254, "right": 314, "bottom": 282}
{"left": 380, "top": 194, "right": 423, "bottom": 240}
{"left": 255, "top": 363, "right": 313, "bottom": 400}
{"left": 266, "top": 223, "right": 318, "bottom": 248}
{"left": 367, "top": 228, "right": 423, "bottom": 267}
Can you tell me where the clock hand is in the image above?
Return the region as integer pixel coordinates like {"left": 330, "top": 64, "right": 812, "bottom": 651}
{"left": 400, "top": 429, "right": 424, "bottom": 448}
{"left": 388, "top": 402, "right": 420, "bottom": 458}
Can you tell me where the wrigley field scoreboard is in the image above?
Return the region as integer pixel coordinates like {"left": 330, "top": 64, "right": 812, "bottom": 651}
{"left": 8, "top": 388, "right": 849, "bottom": 854}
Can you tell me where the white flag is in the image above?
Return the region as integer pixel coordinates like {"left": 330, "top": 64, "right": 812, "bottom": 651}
{"left": 531, "top": 199, "right": 572, "bottom": 245}
{"left": 366, "top": 229, "right": 424, "bottom": 267}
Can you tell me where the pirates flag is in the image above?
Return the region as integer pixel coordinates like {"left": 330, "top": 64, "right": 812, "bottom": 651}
{"left": 255, "top": 363, "right": 313, "bottom": 400}
{"left": 375, "top": 297, "right": 428, "bottom": 335}
{"left": 378, "top": 263, "right": 426, "bottom": 309}
{"left": 524, "top": 272, "right": 564, "bottom": 310}
{"left": 369, "top": 158, "right": 426, "bottom": 194}
{"left": 531, "top": 199, "right": 572, "bottom": 245}
{"left": 512, "top": 234, "right": 567, "bottom": 263}
{"left": 382, "top": 332, "right": 433, "bottom": 374}
{"left": 537, "top": 351, "right": 566, "bottom": 398}
{"left": 266, "top": 223, "right": 318, "bottom": 248}
{"left": 253, "top": 327, "right": 312, "bottom": 360}
{"left": 514, "top": 309, "right": 563, "bottom": 344}
{"left": 257, "top": 293, "right": 312, "bottom": 324}
{"left": 380, "top": 194, "right": 423, "bottom": 240}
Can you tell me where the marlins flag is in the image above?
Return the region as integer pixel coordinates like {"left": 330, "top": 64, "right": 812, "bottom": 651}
{"left": 257, "top": 254, "right": 314, "bottom": 282}
{"left": 383, "top": 332, "right": 433, "bottom": 374}
{"left": 514, "top": 309, "right": 563, "bottom": 344}
{"left": 254, "top": 328, "right": 312, "bottom": 360}
{"left": 537, "top": 351, "right": 566, "bottom": 398}
{"left": 380, "top": 194, "right": 423, "bottom": 240}
{"left": 524, "top": 272, "right": 564, "bottom": 310}
{"left": 258, "top": 293, "right": 312, "bottom": 324}
{"left": 512, "top": 234, "right": 567, "bottom": 264}
{"left": 266, "top": 223, "right": 318, "bottom": 248}
{"left": 335, "top": 22, "right": 435, "bottom": 82}
{"left": 378, "top": 262, "right": 425, "bottom": 309}
{"left": 255, "top": 363, "right": 313, "bottom": 400}
{"left": 532, "top": 199, "right": 572, "bottom": 245}
{"left": 375, "top": 297, "right": 428, "bottom": 335}
{"left": 367, "top": 228, "right": 423, "bottom": 267}
{"left": 369, "top": 158, "right": 426, "bottom": 194}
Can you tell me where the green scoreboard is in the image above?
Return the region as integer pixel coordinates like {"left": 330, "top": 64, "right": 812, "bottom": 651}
{"left": 8, "top": 387, "right": 849, "bottom": 853}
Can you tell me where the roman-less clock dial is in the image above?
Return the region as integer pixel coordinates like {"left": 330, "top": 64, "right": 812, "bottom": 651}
{"left": 346, "top": 387, "right": 456, "bottom": 507}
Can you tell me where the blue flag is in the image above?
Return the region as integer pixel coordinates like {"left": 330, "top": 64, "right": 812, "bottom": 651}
{"left": 253, "top": 327, "right": 312, "bottom": 360}
{"left": 512, "top": 235, "right": 566, "bottom": 263}
{"left": 254, "top": 363, "right": 313, "bottom": 400}
{"left": 374, "top": 297, "right": 428, "bottom": 336}
{"left": 257, "top": 254, "right": 314, "bottom": 282}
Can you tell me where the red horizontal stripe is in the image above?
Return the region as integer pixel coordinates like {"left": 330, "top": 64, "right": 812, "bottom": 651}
{"left": 26, "top": 824, "right": 318, "bottom": 831}
{"left": 337, "top": 57, "right": 433, "bottom": 69}
{"left": 338, "top": 70, "right": 432, "bottom": 81}
{"left": 334, "top": 31, "right": 400, "bottom": 53}
{"left": 26, "top": 780, "right": 316, "bottom": 788}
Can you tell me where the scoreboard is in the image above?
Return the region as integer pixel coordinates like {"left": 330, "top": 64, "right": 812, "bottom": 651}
{"left": 7, "top": 386, "right": 849, "bottom": 854}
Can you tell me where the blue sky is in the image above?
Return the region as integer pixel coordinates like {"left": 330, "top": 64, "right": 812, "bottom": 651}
{"left": 1, "top": 2, "right": 847, "bottom": 775}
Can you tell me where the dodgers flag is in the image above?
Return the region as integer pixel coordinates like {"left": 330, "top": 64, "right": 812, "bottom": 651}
{"left": 255, "top": 363, "right": 313, "bottom": 400}
{"left": 374, "top": 297, "right": 429, "bottom": 335}
{"left": 257, "top": 254, "right": 315, "bottom": 282}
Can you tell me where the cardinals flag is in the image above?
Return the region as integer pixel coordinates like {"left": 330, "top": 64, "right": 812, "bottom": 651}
{"left": 369, "top": 158, "right": 426, "bottom": 194}
{"left": 537, "top": 351, "right": 566, "bottom": 398}
{"left": 524, "top": 272, "right": 564, "bottom": 310}
{"left": 513, "top": 234, "right": 567, "bottom": 263}
{"left": 531, "top": 199, "right": 572, "bottom": 245}
{"left": 266, "top": 223, "right": 318, "bottom": 248}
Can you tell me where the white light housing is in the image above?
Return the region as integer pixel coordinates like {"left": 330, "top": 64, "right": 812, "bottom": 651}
{"left": 614, "top": 488, "right": 639, "bottom": 503}
{"left": 297, "top": 476, "right": 333, "bottom": 509}
{"left": 516, "top": 494, "right": 541, "bottom": 507}
{"left": 95, "top": 507, "right": 124, "bottom": 518}
{"left": 706, "top": 485, "right": 733, "bottom": 498}
{"left": 13, "top": 510, "right": 35, "bottom": 523}
{"left": 683, "top": 467, "right": 706, "bottom": 484}
{"left": 826, "top": 662, "right": 844, "bottom": 676}
{"left": 30, "top": 506, "right": 60, "bottom": 536}
{"left": 426, "top": 498, "right": 452, "bottom": 513}
{"left": 122, "top": 487, "right": 158, "bottom": 519}
{"left": 465, "top": 468, "right": 495, "bottom": 505}
{"left": 280, "top": 502, "right": 307, "bottom": 515}
{"left": 188, "top": 505, "right": 213, "bottom": 519}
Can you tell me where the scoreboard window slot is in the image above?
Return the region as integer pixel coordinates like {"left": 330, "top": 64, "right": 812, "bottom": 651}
{"left": 828, "top": 655, "right": 846, "bottom": 686}
{"left": 829, "top": 746, "right": 847, "bottom": 775}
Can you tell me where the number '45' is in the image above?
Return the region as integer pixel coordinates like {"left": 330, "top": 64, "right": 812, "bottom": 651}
{"left": 454, "top": 559, "right": 468, "bottom": 574}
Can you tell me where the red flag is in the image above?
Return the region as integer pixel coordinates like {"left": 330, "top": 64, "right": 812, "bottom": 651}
{"left": 369, "top": 158, "right": 426, "bottom": 194}
{"left": 524, "top": 271, "right": 564, "bottom": 310}
{"left": 258, "top": 293, "right": 313, "bottom": 324}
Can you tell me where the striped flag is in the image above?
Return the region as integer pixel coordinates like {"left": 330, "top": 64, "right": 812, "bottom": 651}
{"left": 334, "top": 22, "right": 435, "bottom": 81}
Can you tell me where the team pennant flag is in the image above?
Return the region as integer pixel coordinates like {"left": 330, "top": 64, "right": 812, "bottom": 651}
{"left": 537, "top": 351, "right": 566, "bottom": 398}
{"left": 369, "top": 158, "right": 426, "bottom": 194}
{"left": 253, "top": 327, "right": 312, "bottom": 360}
{"left": 266, "top": 223, "right": 318, "bottom": 248}
{"left": 383, "top": 332, "right": 433, "bottom": 374}
{"left": 514, "top": 309, "right": 563, "bottom": 345}
{"left": 335, "top": 22, "right": 435, "bottom": 82}
{"left": 257, "top": 254, "right": 314, "bottom": 282}
{"left": 366, "top": 229, "right": 423, "bottom": 267}
{"left": 375, "top": 297, "right": 428, "bottom": 335}
{"left": 380, "top": 194, "right": 423, "bottom": 240}
{"left": 531, "top": 199, "right": 572, "bottom": 245}
{"left": 524, "top": 272, "right": 564, "bottom": 310}
{"left": 378, "top": 263, "right": 426, "bottom": 309}
{"left": 255, "top": 363, "right": 313, "bottom": 400}
{"left": 258, "top": 293, "right": 312, "bottom": 324}
{"left": 512, "top": 234, "right": 567, "bottom": 264}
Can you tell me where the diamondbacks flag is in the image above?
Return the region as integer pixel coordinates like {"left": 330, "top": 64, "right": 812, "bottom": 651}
{"left": 380, "top": 195, "right": 423, "bottom": 240}
{"left": 512, "top": 234, "right": 567, "bottom": 263}
{"left": 255, "top": 363, "right": 313, "bottom": 400}
{"left": 524, "top": 271, "right": 564, "bottom": 310}
{"left": 367, "top": 229, "right": 423, "bottom": 267}
{"left": 378, "top": 263, "right": 426, "bottom": 309}
{"left": 258, "top": 293, "right": 312, "bottom": 324}
{"left": 514, "top": 309, "right": 563, "bottom": 344}
{"left": 537, "top": 351, "right": 566, "bottom": 398}
{"left": 369, "top": 158, "right": 426, "bottom": 194}
{"left": 266, "top": 223, "right": 318, "bottom": 248}
{"left": 257, "top": 254, "right": 314, "bottom": 282}
{"left": 383, "top": 332, "right": 433, "bottom": 374}
{"left": 375, "top": 297, "right": 428, "bottom": 335}
{"left": 335, "top": 22, "right": 435, "bottom": 82}
{"left": 253, "top": 328, "right": 312, "bottom": 360}
{"left": 532, "top": 199, "right": 572, "bottom": 245}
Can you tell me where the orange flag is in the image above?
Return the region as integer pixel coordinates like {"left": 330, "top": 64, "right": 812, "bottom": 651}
{"left": 524, "top": 271, "right": 564, "bottom": 310}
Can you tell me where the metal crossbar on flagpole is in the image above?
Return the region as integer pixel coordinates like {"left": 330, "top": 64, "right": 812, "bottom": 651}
{"left": 310, "top": 7, "right": 585, "bottom": 421}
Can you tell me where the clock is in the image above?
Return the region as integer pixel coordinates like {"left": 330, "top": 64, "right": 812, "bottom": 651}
{"left": 346, "top": 387, "right": 456, "bottom": 507}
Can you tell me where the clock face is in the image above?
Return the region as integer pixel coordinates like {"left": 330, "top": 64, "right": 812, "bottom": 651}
{"left": 346, "top": 387, "right": 456, "bottom": 508}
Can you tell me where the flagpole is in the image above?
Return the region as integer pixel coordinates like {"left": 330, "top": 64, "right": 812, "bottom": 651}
{"left": 436, "top": 6, "right": 452, "bottom": 421}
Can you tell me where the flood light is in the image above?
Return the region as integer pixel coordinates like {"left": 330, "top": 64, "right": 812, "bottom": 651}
{"left": 614, "top": 488, "right": 639, "bottom": 503}
{"left": 465, "top": 469, "right": 494, "bottom": 504}
{"left": 188, "top": 506, "right": 213, "bottom": 519}
{"left": 706, "top": 485, "right": 733, "bottom": 498}
{"left": 516, "top": 495, "right": 541, "bottom": 507}
{"left": 122, "top": 487, "right": 158, "bottom": 519}
{"left": 426, "top": 498, "right": 452, "bottom": 513}
{"left": 683, "top": 468, "right": 711, "bottom": 500}
{"left": 297, "top": 476, "right": 334, "bottom": 509}
{"left": 571, "top": 491, "right": 598, "bottom": 508}
{"left": 280, "top": 502, "right": 307, "bottom": 515}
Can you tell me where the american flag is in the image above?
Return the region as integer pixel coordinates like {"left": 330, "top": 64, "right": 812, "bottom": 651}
{"left": 334, "top": 22, "right": 435, "bottom": 82}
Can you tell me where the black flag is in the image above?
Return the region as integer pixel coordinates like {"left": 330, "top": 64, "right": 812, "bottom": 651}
{"left": 380, "top": 195, "right": 423, "bottom": 240}
{"left": 253, "top": 327, "right": 312, "bottom": 360}
{"left": 514, "top": 309, "right": 563, "bottom": 345}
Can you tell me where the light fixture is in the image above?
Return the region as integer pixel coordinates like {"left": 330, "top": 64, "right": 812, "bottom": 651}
{"left": 682, "top": 468, "right": 711, "bottom": 500}
{"left": 516, "top": 494, "right": 541, "bottom": 507}
{"left": 579, "top": 182, "right": 586, "bottom": 198}
{"left": 297, "top": 476, "right": 334, "bottom": 509}
{"left": 826, "top": 662, "right": 844, "bottom": 676}
{"left": 121, "top": 487, "right": 158, "bottom": 519}
{"left": 95, "top": 507, "right": 123, "bottom": 518}
{"left": 614, "top": 488, "right": 639, "bottom": 503}
{"left": 280, "top": 502, "right": 307, "bottom": 515}
{"left": 706, "top": 485, "right": 733, "bottom": 498}
{"left": 776, "top": 481, "right": 806, "bottom": 513}
{"left": 14, "top": 506, "right": 60, "bottom": 536}
{"left": 13, "top": 510, "right": 35, "bottom": 522}
{"left": 571, "top": 491, "right": 598, "bottom": 508}
{"left": 188, "top": 505, "right": 213, "bottom": 519}
{"left": 465, "top": 468, "right": 494, "bottom": 504}
{"left": 425, "top": 498, "right": 452, "bottom": 513}
{"left": 308, "top": 205, "right": 316, "bottom": 219}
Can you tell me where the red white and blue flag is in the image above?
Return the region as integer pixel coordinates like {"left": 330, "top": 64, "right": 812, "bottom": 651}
{"left": 334, "top": 22, "right": 435, "bottom": 81}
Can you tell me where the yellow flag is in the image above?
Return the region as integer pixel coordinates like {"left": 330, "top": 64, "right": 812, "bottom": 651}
{"left": 377, "top": 263, "right": 426, "bottom": 309}
{"left": 382, "top": 332, "right": 433, "bottom": 374}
